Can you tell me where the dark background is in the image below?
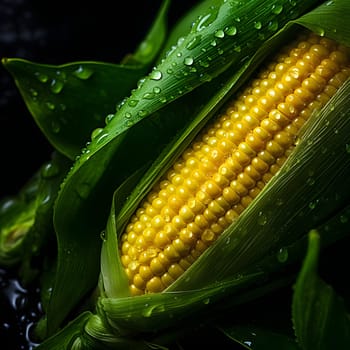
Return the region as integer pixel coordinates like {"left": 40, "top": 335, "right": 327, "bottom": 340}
{"left": 0, "top": 0, "right": 197, "bottom": 199}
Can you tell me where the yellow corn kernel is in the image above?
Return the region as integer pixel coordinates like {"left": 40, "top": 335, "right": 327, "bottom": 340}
{"left": 119, "top": 31, "right": 350, "bottom": 295}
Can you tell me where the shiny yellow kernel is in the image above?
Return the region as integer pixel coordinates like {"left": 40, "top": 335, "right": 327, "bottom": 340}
{"left": 119, "top": 32, "right": 350, "bottom": 296}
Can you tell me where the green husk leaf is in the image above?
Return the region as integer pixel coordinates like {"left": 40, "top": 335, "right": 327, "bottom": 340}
{"left": 99, "top": 272, "right": 263, "bottom": 333}
{"left": 1, "top": 0, "right": 170, "bottom": 160}
{"left": 35, "top": 312, "right": 92, "bottom": 350}
{"left": 121, "top": 0, "right": 170, "bottom": 66}
{"left": 294, "top": 0, "right": 350, "bottom": 46}
{"left": 292, "top": 231, "right": 350, "bottom": 350}
{"left": 2, "top": 60, "right": 149, "bottom": 160}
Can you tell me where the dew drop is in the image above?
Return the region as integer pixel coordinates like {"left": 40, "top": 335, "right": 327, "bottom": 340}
{"left": 196, "top": 13, "right": 214, "bottom": 31}
{"left": 276, "top": 247, "right": 288, "bottom": 263}
{"left": 153, "top": 87, "right": 161, "bottom": 94}
{"left": 29, "top": 88, "right": 38, "bottom": 97}
{"left": 73, "top": 65, "right": 93, "bottom": 80}
{"left": 91, "top": 127, "right": 104, "bottom": 140}
{"left": 41, "top": 162, "right": 59, "bottom": 178}
{"left": 138, "top": 110, "right": 147, "bottom": 117}
{"left": 125, "top": 112, "right": 132, "bottom": 119}
{"left": 105, "top": 113, "right": 114, "bottom": 124}
{"left": 45, "top": 101, "right": 55, "bottom": 110}
{"left": 271, "top": 4, "right": 283, "bottom": 14}
{"left": 35, "top": 72, "right": 48, "bottom": 83}
{"left": 306, "top": 177, "right": 315, "bottom": 186}
{"left": 128, "top": 99, "right": 139, "bottom": 107}
{"left": 166, "top": 68, "right": 174, "bottom": 74}
{"left": 100, "top": 231, "right": 106, "bottom": 242}
{"left": 214, "top": 29, "right": 225, "bottom": 38}
{"left": 137, "top": 78, "right": 145, "bottom": 88}
{"left": 96, "top": 132, "right": 109, "bottom": 144}
{"left": 142, "top": 304, "right": 165, "bottom": 317}
{"left": 234, "top": 45, "right": 241, "bottom": 52}
{"left": 55, "top": 69, "right": 66, "bottom": 79}
{"left": 150, "top": 70, "right": 162, "bottom": 81}
{"left": 184, "top": 57, "right": 194, "bottom": 66}
{"left": 76, "top": 182, "right": 91, "bottom": 199}
{"left": 143, "top": 92, "right": 155, "bottom": 100}
{"left": 268, "top": 19, "right": 279, "bottom": 31}
{"left": 199, "top": 60, "right": 209, "bottom": 68}
{"left": 254, "top": 21, "right": 262, "bottom": 30}
{"left": 210, "top": 40, "right": 217, "bottom": 47}
{"left": 257, "top": 211, "right": 267, "bottom": 226}
{"left": 50, "top": 79, "right": 64, "bottom": 94}
{"left": 345, "top": 144, "right": 350, "bottom": 154}
{"left": 203, "top": 298, "right": 210, "bottom": 305}
{"left": 308, "top": 199, "right": 319, "bottom": 210}
{"left": 226, "top": 25, "right": 237, "bottom": 36}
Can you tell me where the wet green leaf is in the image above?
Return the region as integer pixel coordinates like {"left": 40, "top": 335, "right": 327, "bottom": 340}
{"left": 292, "top": 231, "right": 350, "bottom": 350}
{"left": 2, "top": 1, "right": 170, "bottom": 159}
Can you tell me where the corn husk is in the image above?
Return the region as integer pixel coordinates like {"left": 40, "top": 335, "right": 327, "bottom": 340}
{"left": 20, "top": 0, "right": 350, "bottom": 348}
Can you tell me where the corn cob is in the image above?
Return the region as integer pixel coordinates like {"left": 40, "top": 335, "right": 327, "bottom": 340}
{"left": 120, "top": 31, "right": 350, "bottom": 296}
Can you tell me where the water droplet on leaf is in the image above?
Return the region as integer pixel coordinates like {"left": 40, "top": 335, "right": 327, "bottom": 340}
{"left": 41, "top": 162, "right": 59, "bottom": 178}
{"left": 254, "top": 21, "right": 262, "bottom": 30}
{"left": 276, "top": 247, "right": 288, "bottom": 263}
{"left": 150, "top": 70, "right": 162, "bottom": 81}
{"left": 271, "top": 4, "right": 283, "bottom": 14}
{"left": 73, "top": 65, "right": 93, "bottom": 80}
{"left": 35, "top": 72, "right": 48, "bottom": 83}
{"left": 226, "top": 25, "right": 237, "bottom": 36}
{"left": 50, "top": 79, "right": 64, "bottom": 94}
{"left": 184, "top": 57, "right": 194, "bottom": 66}
{"left": 214, "top": 29, "right": 225, "bottom": 38}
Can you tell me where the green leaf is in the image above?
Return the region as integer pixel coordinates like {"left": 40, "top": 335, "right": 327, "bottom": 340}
{"left": 2, "top": 0, "right": 170, "bottom": 159}
{"left": 292, "top": 231, "right": 350, "bottom": 350}
{"left": 217, "top": 325, "right": 300, "bottom": 350}
{"left": 93, "top": 0, "right": 320, "bottom": 143}
{"left": 122, "top": 0, "right": 170, "bottom": 66}
{"left": 36, "top": 312, "right": 92, "bottom": 350}
{"left": 0, "top": 152, "right": 70, "bottom": 276}
{"left": 2, "top": 59, "right": 149, "bottom": 159}
{"left": 294, "top": 0, "right": 350, "bottom": 46}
